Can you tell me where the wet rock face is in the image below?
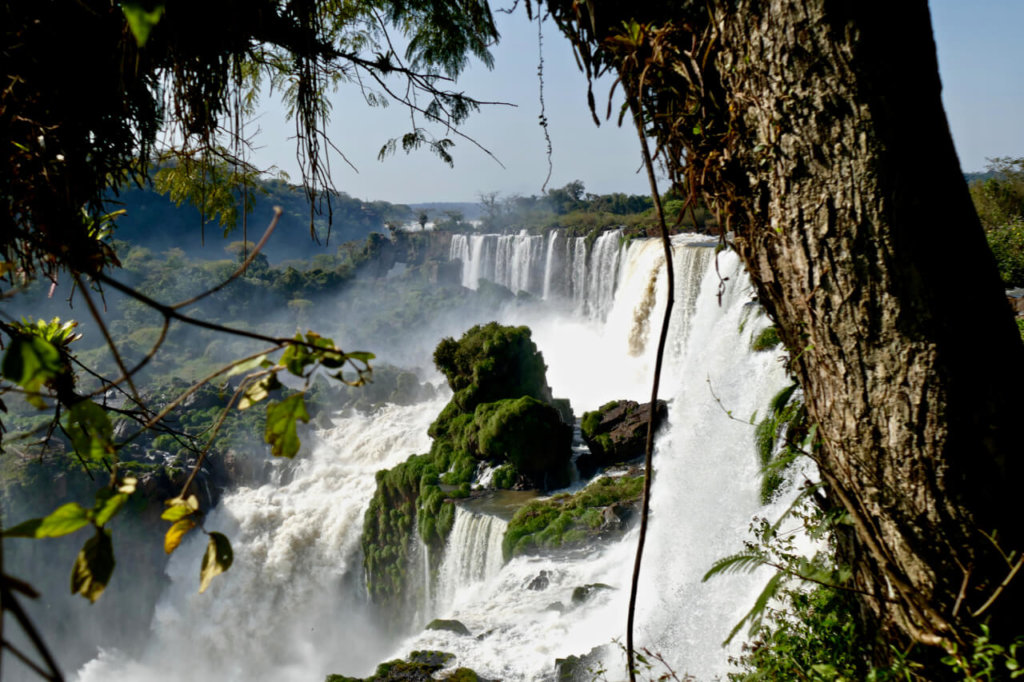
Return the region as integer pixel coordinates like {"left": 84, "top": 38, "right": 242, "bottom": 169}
{"left": 578, "top": 399, "right": 668, "bottom": 473}
{"left": 527, "top": 570, "right": 551, "bottom": 591}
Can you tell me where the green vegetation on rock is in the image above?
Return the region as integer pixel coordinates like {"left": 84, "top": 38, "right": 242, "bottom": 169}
{"left": 325, "top": 650, "right": 456, "bottom": 682}
{"left": 502, "top": 476, "right": 643, "bottom": 560}
{"left": 362, "top": 323, "right": 573, "bottom": 619}
{"left": 432, "top": 322, "right": 554, "bottom": 412}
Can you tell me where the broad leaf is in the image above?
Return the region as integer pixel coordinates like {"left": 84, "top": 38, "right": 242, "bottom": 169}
{"left": 2, "top": 335, "right": 62, "bottom": 406}
{"left": 161, "top": 494, "right": 198, "bottom": 522}
{"left": 63, "top": 400, "right": 114, "bottom": 460}
{"left": 122, "top": 3, "right": 165, "bottom": 47}
{"left": 281, "top": 340, "right": 312, "bottom": 377}
{"left": 345, "top": 351, "right": 375, "bottom": 364}
{"left": 3, "top": 502, "right": 89, "bottom": 538}
{"left": 93, "top": 489, "right": 129, "bottom": 528}
{"left": 265, "top": 393, "right": 309, "bottom": 458}
{"left": 199, "top": 532, "right": 233, "bottom": 593}
{"left": 238, "top": 374, "right": 281, "bottom": 410}
{"left": 71, "top": 529, "right": 115, "bottom": 603}
{"left": 164, "top": 518, "right": 196, "bottom": 554}
{"left": 225, "top": 354, "right": 268, "bottom": 378}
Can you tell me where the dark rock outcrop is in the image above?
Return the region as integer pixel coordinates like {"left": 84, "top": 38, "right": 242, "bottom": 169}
{"left": 578, "top": 399, "right": 668, "bottom": 476}
{"left": 426, "top": 619, "right": 472, "bottom": 637}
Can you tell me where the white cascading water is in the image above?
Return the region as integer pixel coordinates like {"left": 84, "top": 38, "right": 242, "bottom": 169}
{"left": 394, "top": 240, "right": 790, "bottom": 680}
{"left": 434, "top": 507, "right": 508, "bottom": 612}
{"left": 449, "top": 229, "right": 628, "bottom": 320}
{"left": 75, "top": 233, "right": 793, "bottom": 681}
{"left": 75, "top": 399, "right": 445, "bottom": 682}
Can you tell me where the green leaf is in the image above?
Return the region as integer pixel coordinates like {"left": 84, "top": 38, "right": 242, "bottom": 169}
{"left": 703, "top": 550, "right": 768, "bottom": 581}
{"left": 723, "top": 570, "right": 787, "bottom": 645}
{"left": 165, "top": 518, "right": 196, "bottom": 554}
{"left": 281, "top": 340, "right": 312, "bottom": 377}
{"left": 71, "top": 529, "right": 115, "bottom": 603}
{"left": 2, "top": 335, "right": 63, "bottom": 406}
{"left": 93, "top": 489, "right": 129, "bottom": 527}
{"left": 63, "top": 400, "right": 114, "bottom": 460}
{"left": 225, "top": 354, "right": 268, "bottom": 378}
{"left": 161, "top": 495, "right": 198, "bottom": 522}
{"left": 199, "top": 532, "right": 233, "bottom": 593}
{"left": 122, "top": 3, "right": 165, "bottom": 47}
{"left": 238, "top": 374, "right": 281, "bottom": 410}
{"left": 265, "top": 393, "right": 309, "bottom": 458}
{"left": 345, "top": 351, "right": 375, "bottom": 363}
{"left": 4, "top": 502, "right": 90, "bottom": 538}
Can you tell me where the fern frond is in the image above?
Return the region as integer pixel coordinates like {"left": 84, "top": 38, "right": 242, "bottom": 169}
{"left": 768, "top": 382, "right": 799, "bottom": 415}
{"left": 723, "top": 570, "right": 787, "bottom": 645}
{"left": 703, "top": 551, "right": 769, "bottom": 582}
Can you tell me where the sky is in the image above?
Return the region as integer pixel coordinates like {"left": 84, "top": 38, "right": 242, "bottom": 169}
{"left": 248, "top": 2, "right": 1024, "bottom": 204}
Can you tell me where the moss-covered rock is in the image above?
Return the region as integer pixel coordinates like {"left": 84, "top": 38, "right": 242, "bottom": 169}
{"left": 502, "top": 475, "right": 644, "bottom": 560}
{"left": 363, "top": 324, "right": 574, "bottom": 620}
{"left": 432, "top": 322, "right": 556, "bottom": 413}
{"left": 554, "top": 645, "right": 612, "bottom": 682}
{"left": 325, "top": 651, "right": 493, "bottom": 682}
{"left": 578, "top": 399, "right": 667, "bottom": 476}
{"left": 426, "top": 618, "right": 472, "bottom": 636}
{"left": 570, "top": 583, "right": 613, "bottom": 605}
{"left": 326, "top": 650, "right": 455, "bottom": 682}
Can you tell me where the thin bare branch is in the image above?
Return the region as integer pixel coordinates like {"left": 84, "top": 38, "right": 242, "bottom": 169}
{"left": 171, "top": 207, "right": 283, "bottom": 311}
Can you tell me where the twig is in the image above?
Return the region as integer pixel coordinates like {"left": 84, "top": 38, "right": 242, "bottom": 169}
{"left": 0, "top": 583, "right": 64, "bottom": 681}
{"left": 626, "top": 92, "right": 675, "bottom": 682}
{"left": 72, "top": 273, "right": 141, "bottom": 408}
{"left": 171, "top": 207, "right": 282, "bottom": 310}
{"left": 971, "top": 555, "right": 1024, "bottom": 618}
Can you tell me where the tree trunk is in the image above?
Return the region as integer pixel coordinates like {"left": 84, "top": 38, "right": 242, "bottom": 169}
{"left": 545, "top": 0, "right": 1024, "bottom": 662}
{"left": 715, "top": 0, "right": 1024, "bottom": 649}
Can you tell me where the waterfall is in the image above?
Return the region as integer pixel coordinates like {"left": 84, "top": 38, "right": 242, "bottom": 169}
{"left": 75, "top": 399, "right": 445, "bottom": 682}
{"left": 434, "top": 507, "right": 507, "bottom": 611}
{"left": 389, "top": 240, "right": 790, "bottom": 680}
{"left": 74, "top": 235, "right": 793, "bottom": 682}
{"left": 449, "top": 228, "right": 628, "bottom": 320}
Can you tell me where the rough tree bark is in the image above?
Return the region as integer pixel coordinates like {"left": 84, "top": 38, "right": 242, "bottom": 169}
{"left": 545, "top": 0, "right": 1024, "bottom": 666}
{"left": 717, "top": 0, "right": 1024, "bottom": 651}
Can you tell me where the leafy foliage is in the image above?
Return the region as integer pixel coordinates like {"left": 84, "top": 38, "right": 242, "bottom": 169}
{"left": 753, "top": 383, "right": 808, "bottom": 504}
{"left": 969, "top": 158, "right": 1024, "bottom": 287}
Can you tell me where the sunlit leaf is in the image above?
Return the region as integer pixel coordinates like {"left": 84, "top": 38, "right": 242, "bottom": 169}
{"left": 281, "top": 340, "right": 312, "bottom": 377}
{"left": 3, "top": 502, "right": 90, "bottom": 538}
{"left": 2, "top": 335, "right": 63, "bottom": 406}
{"left": 71, "top": 529, "right": 115, "bottom": 603}
{"left": 265, "top": 393, "right": 309, "bottom": 458}
{"left": 161, "top": 495, "right": 198, "bottom": 521}
{"left": 225, "top": 354, "right": 268, "bottom": 378}
{"left": 93, "top": 489, "right": 129, "bottom": 527}
{"left": 164, "top": 518, "right": 196, "bottom": 554}
{"left": 238, "top": 374, "right": 281, "bottom": 410}
{"left": 199, "top": 532, "right": 233, "bottom": 593}
{"left": 63, "top": 400, "right": 115, "bottom": 460}
{"left": 118, "top": 476, "right": 138, "bottom": 494}
{"left": 122, "top": 3, "right": 165, "bottom": 47}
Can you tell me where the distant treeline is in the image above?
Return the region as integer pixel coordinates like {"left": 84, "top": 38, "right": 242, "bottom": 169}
{"left": 424, "top": 180, "right": 717, "bottom": 235}
{"left": 110, "top": 175, "right": 414, "bottom": 264}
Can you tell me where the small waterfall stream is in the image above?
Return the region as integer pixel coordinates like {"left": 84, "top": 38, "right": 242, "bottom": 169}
{"left": 434, "top": 507, "right": 507, "bottom": 612}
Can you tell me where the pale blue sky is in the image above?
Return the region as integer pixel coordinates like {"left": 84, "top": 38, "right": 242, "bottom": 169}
{"left": 249, "top": 2, "right": 1024, "bottom": 204}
